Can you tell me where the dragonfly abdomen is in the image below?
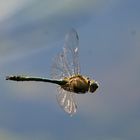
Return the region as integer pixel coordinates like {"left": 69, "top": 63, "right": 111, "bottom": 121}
{"left": 6, "top": 75, "right": 67, "bottom": 85}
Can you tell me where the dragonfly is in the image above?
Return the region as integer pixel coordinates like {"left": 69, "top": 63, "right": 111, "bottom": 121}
{"left": 6, "top": 29, "right": 99, "bottom": 115}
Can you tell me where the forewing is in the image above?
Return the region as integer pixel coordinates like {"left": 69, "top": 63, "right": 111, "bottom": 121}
{"left": 64, "top": 29, "right": 80, "bottom": 75}
{"left": 51, "top": 29, "right": 80, "bottom": 79}
{"left": 57, "top": 88, "right": 77, "bottom": 115}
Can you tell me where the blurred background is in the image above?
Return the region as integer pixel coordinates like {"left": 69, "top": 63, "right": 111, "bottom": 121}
{"left": 0, "top": 0, "right": 140, "bottom": 140}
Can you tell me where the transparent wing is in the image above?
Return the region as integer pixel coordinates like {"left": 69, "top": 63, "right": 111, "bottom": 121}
{"left": 64, "top": 28, "right": 80, "bottom": 75}
{"left": 51, "top": 50, "right": 72, "bottom": 79}
{"left": 57, "top": 88, "right": 77, "bottom": 115}
{"left": 51, "top": 29, "right": 80, "bottom": 79}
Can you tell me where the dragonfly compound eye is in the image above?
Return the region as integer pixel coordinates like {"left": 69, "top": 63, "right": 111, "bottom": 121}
{"left": 89, "top": 81, "right": 99, "bottom": 93}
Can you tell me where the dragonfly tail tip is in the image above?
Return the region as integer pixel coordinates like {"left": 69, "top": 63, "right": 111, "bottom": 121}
{"left": 6, "top": 76, "right": 10, "bottom": 80}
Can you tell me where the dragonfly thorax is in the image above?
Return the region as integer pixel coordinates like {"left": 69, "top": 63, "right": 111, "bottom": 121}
{"left": 61, "top": 75, "right": 91, "bottom": 93}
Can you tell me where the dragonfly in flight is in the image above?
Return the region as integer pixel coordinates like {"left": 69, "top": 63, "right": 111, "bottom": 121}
{"left": 6, "top": 29, "right": 99, "bottom": 115}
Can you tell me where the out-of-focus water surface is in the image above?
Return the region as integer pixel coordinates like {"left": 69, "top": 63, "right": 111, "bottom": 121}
{"left": 0, "top": 0, "right": 140, "bottom": 140}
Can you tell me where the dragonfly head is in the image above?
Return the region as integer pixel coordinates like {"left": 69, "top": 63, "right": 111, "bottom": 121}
{"left": 89, "top": 80, "right": 99, "bottom": 93}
